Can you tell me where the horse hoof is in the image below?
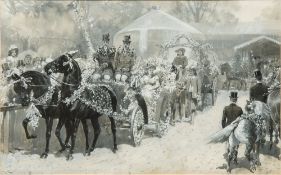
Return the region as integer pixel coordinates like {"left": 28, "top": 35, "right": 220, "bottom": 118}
{"left": 112, "top": 148, "right": 118, "bottom": 153}
{"left": 226, "top": 169, "right": 231, "bottom": 173}
{"left": 27, "top": 135, "right": 37, "bottom": 139}
{"left": 250, "top": 166, "right": 256, "bottom": 173}
{"left": 256, "top": 161, "right": 261, "bottom": 166}
{"left": 40, "top": 153, "right": 48, "bottom": 159}
{"left": 66, "top": 154, "right": 73, "bottom": 161}
{"left": 65, "top": 143, "right": 71, "bottom": 149}
{"left": 274, "top": 139, "right": 279, "bottom": 144}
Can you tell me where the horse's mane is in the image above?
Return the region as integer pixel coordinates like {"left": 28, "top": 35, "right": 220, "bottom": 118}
{"left": 71, "top": 59, "right": 82, "bottom": 83}
{"left": 21, "top": 71, "right": 50, "bottom": 85}
{"left": 20, "top": 71, "right": 51, "bottom": 98}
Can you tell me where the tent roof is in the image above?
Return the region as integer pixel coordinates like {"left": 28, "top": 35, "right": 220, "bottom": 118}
{"left": 117, "top": 9, "right": 202, "bottom": 34}
{"left": 234, "top": 36, "right": 281, "bottom": 51}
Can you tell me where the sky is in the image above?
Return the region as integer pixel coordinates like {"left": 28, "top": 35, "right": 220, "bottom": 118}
{"left": 236, "top": 0, "right": 273, "bottom": 22}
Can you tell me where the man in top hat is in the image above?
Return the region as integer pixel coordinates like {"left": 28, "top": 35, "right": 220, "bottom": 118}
{"left": 249, "top": 69, "right": 269, "bottom": 103}
{"left": 114, "top": 35, "right": 136, "bottom": 82}
{"left": 93, "top": 33, "right": 116, "bottom": 81}
{"left": 222, "top": 91, "right": 243, "bottom": 128}
{"left": 221, "top": 91, "right": 243, "bottom": 162}
{"left": 172, "top": 48, "right": 188, "bottom": 81}
{"left": 249, "top": 69, "right": 269, "bottom": 144}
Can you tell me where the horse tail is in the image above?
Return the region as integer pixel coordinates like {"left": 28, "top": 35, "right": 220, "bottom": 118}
{"left": 208, "top": 124, "right": 236, "bottom": 144}
{"left": 105, "top": 88, "right": 118, "bottom": 113}
{"left": 135, "top": 93, "right": 148, "bottom": 124}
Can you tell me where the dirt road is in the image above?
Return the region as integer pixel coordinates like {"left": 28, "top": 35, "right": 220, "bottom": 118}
{"left": 0, "top": 91, "right": 280, "bottom": 174}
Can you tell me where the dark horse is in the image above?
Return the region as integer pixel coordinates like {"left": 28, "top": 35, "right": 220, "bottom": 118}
{"left": 11, "top": 71, "right": 72, "bottom": 158}
{"left": 44, "top": 51, "right": 118, "bottom": 160}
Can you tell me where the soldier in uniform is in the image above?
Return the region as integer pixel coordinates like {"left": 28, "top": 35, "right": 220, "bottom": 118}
{"left": 114, "top": 35, "right": 136, "bottom": 83}
{"left": 93, "top": 33, "right": 116, "bottom": 81}
{"left": 171, "top": 48, "right": 188, "bottom": 81}
{"left": 250, "top": 69, "right": 269, "bottom": 103}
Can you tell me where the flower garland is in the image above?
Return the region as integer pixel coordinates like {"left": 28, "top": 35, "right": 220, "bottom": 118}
{"left": 64, "top": 83, "right": 114, "bottom": 116}
{"left": 25, "top": 103, "right": 42, "bottom": 130}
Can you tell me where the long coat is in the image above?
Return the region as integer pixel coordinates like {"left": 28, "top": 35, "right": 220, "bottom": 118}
{"left": 222, "top": 103, "right": 243, "bottom": 128}
{"left": 250, "top": 82, "right": 269, "bottom": 103}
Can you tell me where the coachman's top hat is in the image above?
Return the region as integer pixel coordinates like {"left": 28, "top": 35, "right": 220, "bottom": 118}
{"left": 123, "top": 35, "right": 131, "bottom": 44}
{"left": 254, "top": 69, "right": 262, "bottom": 79}
{"left": 102, "top": 33, "right": 110, "bottom": 42}
{"left": 230, "top": 91, "right": 238, "bottom": 99}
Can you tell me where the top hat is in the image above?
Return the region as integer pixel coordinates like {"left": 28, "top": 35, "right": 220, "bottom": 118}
{"left": 123, "top": 35, "right": 131, "bottom": 44}
{"left": 102, "top": 33, "right": 110, "bottom": 42}
{"left": 175, "top": 48, "right": 185, "bottom": 54}
{"left": 254, "top": 69, "right": 262, "bottom": 78}
{"left": 230, "top": 91, "right": 238, "bottom": 99}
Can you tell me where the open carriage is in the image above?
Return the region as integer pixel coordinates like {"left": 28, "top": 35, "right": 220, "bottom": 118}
{"left": 80, "top": 76, "right": 173, "bottom": 146}
{"left": 78, "top": 57, "right": 175, "bottom": 146}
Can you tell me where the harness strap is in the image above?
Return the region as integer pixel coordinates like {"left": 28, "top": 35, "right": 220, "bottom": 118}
{"left": 49, "top": 75, "right": 79, "bottom": 87}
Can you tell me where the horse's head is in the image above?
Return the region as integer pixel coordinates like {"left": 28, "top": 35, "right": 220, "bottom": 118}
{"left": 11, "top": 73, "right": 33, "bottom": 106}
{"left": 44, "top": 50, "right": 78, "bottom": 75}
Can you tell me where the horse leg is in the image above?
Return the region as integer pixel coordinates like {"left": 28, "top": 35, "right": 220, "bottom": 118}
{"left": 109, "top": 117, "right": 118, "bottom": 153}
{"left": 22, "top": 118, "right": 37, "bottom": 139}
{"left": 87, "top": 117, "right": 101, "bottom": 156}
{"left": 255, "top": 142, "right": 261, "bottom": 166}
{"left": 269, "top": 118, "right": 274, "bottom": 149}
{"left": 64, "top": 120, "right": 71, "bottom": 148}
{"left": 40, "top": 117, "right": 53, "bottom": 158}
{"left": 226, "top": 143, "right": 233, "bottom": 173}
{"left": 245, "top": 144, "right": 256, "bottom": 172}
{"left": 55, "top": 117, "right": 67, "bottom": 153}
{"left": 66, "top": 118, "right": 80, "bottom": 161}
{"left": 81, "top": 119, "right": 89, "bottom": 154}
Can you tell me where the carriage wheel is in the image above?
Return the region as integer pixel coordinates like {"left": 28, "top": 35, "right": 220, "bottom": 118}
{"left": 156, "top": 94, "right": 171, "bottom": 137}
{"left": 130, "top": 106, "right": 145, "bottom": 146}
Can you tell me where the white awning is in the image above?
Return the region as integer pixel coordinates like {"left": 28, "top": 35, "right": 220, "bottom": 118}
{"left": 234, "top": 36, "right": 281, "bottom": 51}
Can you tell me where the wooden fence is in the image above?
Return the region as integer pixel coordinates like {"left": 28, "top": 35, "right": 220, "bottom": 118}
{"left": 0, "top": 105, "right": 132, "bottom": 155}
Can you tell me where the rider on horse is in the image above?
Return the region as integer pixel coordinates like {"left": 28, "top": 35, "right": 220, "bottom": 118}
{"left": 249, "top": 69, "right": 269, "bottom": 143}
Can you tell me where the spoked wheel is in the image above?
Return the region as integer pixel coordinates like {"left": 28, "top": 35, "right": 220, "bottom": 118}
{"left": 130, "top": 106, "right": 145, "bottom": 146}
{"left": 156, "top": 93, "right": 171, "bottom": 137}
